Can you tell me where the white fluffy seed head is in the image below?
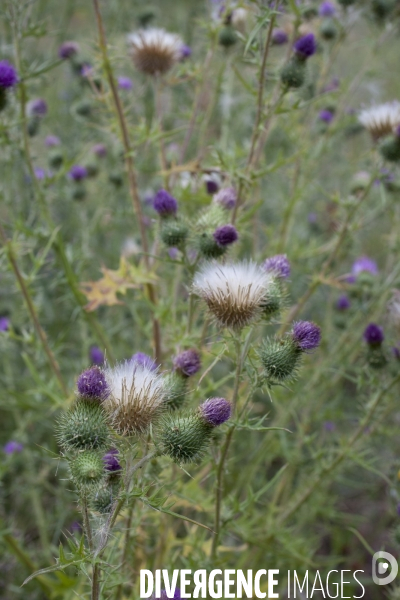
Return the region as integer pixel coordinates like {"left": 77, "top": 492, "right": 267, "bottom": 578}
{"left": 193, "top": 261, "right": 274, "bottom": 329}
{"left": 358, "top": 102, "right": 400, "bottom": 139}
{"left": 104, "top": 362, "right": 168, "bottom": 436}
{"left": 127, "top": 28, "right": 183, "bottom": 75}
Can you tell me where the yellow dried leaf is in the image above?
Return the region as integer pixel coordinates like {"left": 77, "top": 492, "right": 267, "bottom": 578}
{"left": 80, "top": 256, "right": 157, "bottom": 312}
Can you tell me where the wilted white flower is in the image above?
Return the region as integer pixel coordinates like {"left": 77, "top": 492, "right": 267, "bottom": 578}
{"left": 104, "top": 362, "right": 168, "bottom": 435}
{"left": 358, "top": 102, "right": 400, "bottom": 139}
{"left": 193, "top": 261, "right": 274, "bottom": 329}
{"left": 127, "top": 28, "right": 183, "bottom": 76}
{"left": 232, "top": 8, "right": 248, "bottom": 32}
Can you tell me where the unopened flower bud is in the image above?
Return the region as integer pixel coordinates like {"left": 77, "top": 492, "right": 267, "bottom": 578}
{"left": 70, "top": 450, "right": 105, "bottom": 486}
{"left": 57, "top": 399, "right": 110, "bottom": 451}
{"left": 281, "top": 57, "right": 306, "bottom": 89}
{"left": 161, "top": 220, "right": 188, "bottom": 247}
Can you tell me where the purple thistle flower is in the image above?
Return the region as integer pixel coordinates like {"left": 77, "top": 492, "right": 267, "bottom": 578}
{"left": 319, "top": 109, "right": 334, "bottom": 123}
{"left": 392, "top": 346, "right": 400, "bottom": 360}
{"left": 200, "top": 397, "right": 232, "bottom": 427}
{"left": 272, "top": 29, "right": 289, "bottom": 45}
{"left": 263, "top": 254, "right": 291, "bottom": 279}
{"left": 0, "top": 60, "right": 18, "bottom": 88}
{"left": 0, "top": 316, "right": 10, "bottom": 331}
{"left": 77, "top": 366, "right": 109, "bottom": 400}
{"left": 174, "top": 349, "right": 201, "bottom": 377}
{"left": 324, "top": 421, "right": 335, "bottom": 432}
{"left": 180, "top": 45, "right": 192, "bottom": 60}
{"left": 319, "top": 1, "right": 336, "bottom": 16}
{"left": 102, "top": 448, "right": 122, "bottom": 472}
{"left": 213, "top": 187, "right": 237, "bottom": 209}
{"left": 153, "top": 189, "right": 178, "bottom": 217}
{"left": 336, "top": 294, "right": 350, "bottom": 310}
{"left": 58, "top": 41, "right": 79, "bottom": 59}
{"left": 118, "top": 76, "right": 133, "bottom": 91}
{"left": 4, "top": 440, "right": 23, "bottom": 454}
{"left": 168, "top": 247, "right": 180, "bottom": 260}
{"left": 69, "top": 165, "right": 88, "bottom": 182}
{"left": 308, "top": 212, "right": 318, "bottom": 224}
{"left": 131, "top": 352, "right": 157, "bottom": 371}
{"left": 294, "top": 33, "right": 317, "bottom": 59}
{"left": 205, "top": 178, "right": 220, "bottom": 195}
{"left": 363, "top": 323, "right": 384, "bottom": 346}
{"left": 27, "top": 98, "right": 48, "bottom": 117}
{"left": 292, "top": 321, "right": 321, "bottom": 351}
{"left": 323, "top": 77, "right": 340, "bottom": 93}
{"left": 45, "top": 135, "right": 60, "bottom": 147}
{"left": 34, "top": 168, "right": 46, "bottom": 180}
{"left": 92, "top": 143, "right": 107, "bottom": 158}
{"left": 90, "top": 346, "right": 104, "bottom": 366}
{"left": 352, "top": 256, "right": 378, "bottom": 277}
{"left": 213, "top": 224, "right": 238, "bottom": 247}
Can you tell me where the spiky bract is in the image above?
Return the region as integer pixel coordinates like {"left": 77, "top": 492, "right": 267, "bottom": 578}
{"left": 164, "top": 373, "right": 188, "bottom": 410}
{"left": 104, "top": 362, "right": 168, "bottom": 436}
{"left": 158, "top": 413, "right": 213, "bottom": 463}
{"left": 161, "top": 220, "right": 188, "bottom": 247}
{"left": 259, "top": 338, "right": 301, "bottom": 383}
{"left": 57, "top": 399, "right": 110, "bottom": 451}
{"left": 69, "top": 450, "right": 105, "bottom": 486}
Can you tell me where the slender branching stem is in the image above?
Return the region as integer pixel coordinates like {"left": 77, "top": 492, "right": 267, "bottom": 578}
{"left": 0, "top": 224, "right": 68, "bottom": 396}
{"left": 92, "top": 0, "right": 162, "bottom": 362}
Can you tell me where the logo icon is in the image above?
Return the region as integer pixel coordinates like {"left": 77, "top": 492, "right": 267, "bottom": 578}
{"left": 372, "top": 551, "right": 398, "bottom": 586}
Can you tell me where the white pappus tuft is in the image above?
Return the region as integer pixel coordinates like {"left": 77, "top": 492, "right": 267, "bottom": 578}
{"left": 127, "top": 28, "right": 183, "bottom": 76}
{"left": 358, "top": 102, "right": 400, "bottom": 139}
{"left": 104, "top": 361, "right": 168, "bottom": 435}
{"left": 193, "top": 261, "right": 274, "bottom": 329}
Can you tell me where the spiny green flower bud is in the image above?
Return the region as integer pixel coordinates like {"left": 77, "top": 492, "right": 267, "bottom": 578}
{"left": 158, "top": 398, "right": 231, "bottom": 463}
{"left": 164, "top": 373, "right": 188, "bottom": 410}
{"left": 69, "top": 450, "right": 105, "bottom": 485}
{"left": 280, "top": 58, "right": 306, "bottom": 89}
{"left": 74, "top": 99, "right": 93, "bottom": 118}
{"left": 161, "top": 220, "right": 188, "bottom": 248}
{"left": 261, "top": 279, "right": 283, "bottom": 318}
{"left": 48, "top": 150, "right": 64, "bottom": 170}
{"left": 218, "top": 26, "right": 238, "bottom": 48}
{"left": 320, "top": 18, "right": 338, "bottom": 40}
{"left": 57, "top": 399, "right": 110, "bottom": 451}
{"left": 91, "top": 480, "right": 120, "bottom": 514}
{"left": 379, "top": 135, "right": 400, "bottom": 162}
{"left": 109, "top": 171, "right": 124, "bottom": 187}
{"left": 198, "top": 232, "right": 226, "bottom": 258}
{"left": 158, "top": 414, "right": 212, "bottom": 463}
{"left": 259, "top": 338, "right": 302, "bottom": 383}
{"left": 27, "top": 116, "right": 41, "bottom": 137}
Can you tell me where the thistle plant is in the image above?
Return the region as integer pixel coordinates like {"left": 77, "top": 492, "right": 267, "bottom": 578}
{"left": 2, "top": 0, "right": 400, "bottom": 598}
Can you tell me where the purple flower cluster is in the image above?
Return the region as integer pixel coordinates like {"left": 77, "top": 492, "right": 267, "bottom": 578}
{"left": 200, "top": 397, "right": 232, "bottom": 427}
{"left": 0, "top": 316, "right": 10, "bottom": 331}
{"left": 174, "top": 349, "right": 201, "bottom": 377}
{"left": 213, "top": 187, "right": 237, "bottom": 210}
{"left": 69, "top": 165, "right": 88, "bottom": 181}
{"left": 153, "top": 189, "right": 178, "bottom": 217}
{"left": 27, "top": 98, "right": 48, "bottom": 117}
{"left": 92, "top": 143, "right": 107, "bottom": 158}
{"left": 58, "top": 41, "right": 79, "bottom": 59}
{"left": 272, "top": 29, "right": 289, "bottom": 45}
{"left": 263, "top": 254, "right": 291, "bottom": 279}
{"left": 319, "top": 1, "right": 336, "bottom": 16}
{"left": 0, "top": 60, "right": 18, "bottom": 88}
{"left": 294, "top": 34, "right": 317, "bottom": 60}
{"left": 352, "top": 256, "right": 378, "bottom": 277}
{"left": 131, "top": 352, "right": 157, "bottom": 371}
{"left": 90, "top": 346, "right": 105, "bottom": 366}
{"left": 45, "top": 135, "right": 60, "bottom": 147}
{"left": 336, "top": 295, "right": 350, "bottom": 310}
{"left": 102, "top": 448, "right": 122, "bottom": 472}
{"left": 77, "top": 366, "right": 109, "bottom": 400}
{"left": 4, "top": 440, "right": 23, "bottom": 454}
{"left": 363, "top": 323, "right": 384, "bottom": 346}
{"left": 118, "top": 76, "right": 133, "bottom": 91}
{"left": 319, "top": 109, "right": 334, "bottom": 124}
{"left": 213, "top": 224, "right": 238, "bottom": 247}
{"left": 292, "top": 321, "right": 321, "bottom": 351}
